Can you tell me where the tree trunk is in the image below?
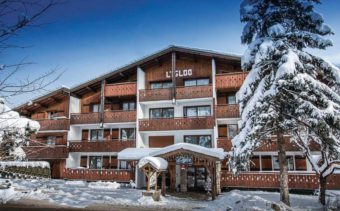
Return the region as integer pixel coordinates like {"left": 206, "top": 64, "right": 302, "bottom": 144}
{"left": 277, "top": 130, "right": 290, "bottom": 206}
{"left": 319, "top": 175, "right": 327, "bottom": 205}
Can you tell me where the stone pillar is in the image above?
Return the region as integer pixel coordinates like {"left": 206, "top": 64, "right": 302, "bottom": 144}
{"left": 216, "top": 161, "right": 221, "bottom": 195}
{"left": 180, "top": 167, "right": 187, "bottom": 192}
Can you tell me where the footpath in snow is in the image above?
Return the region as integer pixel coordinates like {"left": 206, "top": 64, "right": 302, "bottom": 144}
{"left": 0, "top": 178, "right": 339, "bottom": 210}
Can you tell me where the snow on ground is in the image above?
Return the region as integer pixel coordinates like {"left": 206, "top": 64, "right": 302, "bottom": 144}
{"left": 0, "top": 178, "right": 338, "bottom": 210}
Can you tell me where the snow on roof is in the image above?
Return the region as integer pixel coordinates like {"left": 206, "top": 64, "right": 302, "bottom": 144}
{"left": 0, "top": 161, "right": 50, "bottom": 169}
{"left": 117, "top": 148, "right": 161, "bottom": 160}
{"left": 150, "top": 143, "right": 225, "bottom": 160}
{"left": 138, "top": 156, "right": 168, "bottom": 171}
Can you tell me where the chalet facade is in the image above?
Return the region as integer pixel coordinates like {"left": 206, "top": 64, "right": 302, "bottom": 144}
{"left": 15, "top": 46, "right": 340, "bottom": 193}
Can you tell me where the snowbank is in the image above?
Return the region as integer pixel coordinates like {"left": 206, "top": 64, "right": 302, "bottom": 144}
{"left": 118, "top": 148, "right": 161, "bottom": 160}
{"left": 88, "top": 181, "right": 120, "bottom": 189}
{"left": 138, "top": 156, "right": 168, "bottom": 171}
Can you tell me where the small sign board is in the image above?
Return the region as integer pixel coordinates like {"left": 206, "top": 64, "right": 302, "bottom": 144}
{"left": 176, "top": 154, "right": 193, "bottom": 166}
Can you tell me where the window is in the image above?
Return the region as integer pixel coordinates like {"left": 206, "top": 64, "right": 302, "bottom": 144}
{"left": 184, "top": 135, "right": 212, "bottom": 148}
{"left": 120, "top": 128, "right": 135, "bottom": 140}
{"left": 47, "top": 136, "right": 56, "bottom": 146}
{"left": 273, "top": 156, "right": 294, "bottom": 171}
{"left": 91, "top": 104, "right": 100, "bottom": 113}
{"left": 122, "top": 102, "right": 136, "bottom": 111}
{"left": 48, "top": 111, "right": 58, "bottom": 119}
{"left": 80, "top": 156, "right": 87, "bottom": 168}
{"left": 227, "top": 95, "right": 237, "bottom": 104}
{"left": 184, "top": 78, "right": 209, "bottom": 87}
{"left": 119, "top": 161, "right": 131, "bottom": 170}
{"left": 295, "top": 155, "right": 307, "bottom": 171}
{"left": 228, "top": 125, "right": 238, "bottom": 139}
{"left": 150, "top": 108, "right": 174, "bottom": 118}
{"left": 150, "top": 81, "right": 173, "bottom": 89}
{"left": 90, "top": 129, "right": 104, "bottom": 141}
{"left": 89, "top": 156, "right": 102, "bottom": 169}
{"left": 184, "top": 106, "right": 211, "bottom": 117}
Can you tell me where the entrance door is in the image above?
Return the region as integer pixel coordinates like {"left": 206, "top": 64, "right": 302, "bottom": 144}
{"left": 187, "top": 166, "right": 207, "bottom": 191}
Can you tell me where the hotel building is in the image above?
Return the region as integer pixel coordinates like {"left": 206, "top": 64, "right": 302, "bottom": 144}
{"left": 15, "top": 46, "right": 340, "bottom": 195}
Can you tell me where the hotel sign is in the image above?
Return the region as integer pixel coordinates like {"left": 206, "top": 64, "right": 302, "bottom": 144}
{"left": 176, "top": 154, "right": 193, "bottom": 166}
{"left": 166, "top": 69, "right": 193, "bottom": 78}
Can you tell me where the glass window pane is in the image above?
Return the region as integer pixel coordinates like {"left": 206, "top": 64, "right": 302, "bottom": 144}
{"left": 197, "top": 79, "right": 209, "bottom": 86}
{"left": 98, "top": 130, "right": 104, "bottom": 141}
{"left": 198, "top": 136, "right": 211, "bottom": 148}
{"left": 121, "top": 128, "right": 135, "bottom": 140}
{"left": 185, "top": 107, "right": 197, "bottom": 117}
{"left": 162, "top": 82, "right": 173, "bottom": 88}
{"left": 162, "top": 108, "right": 174, "bottom": 118}
{"left": 198, "top": 106, "right": 211, "bottom": 116}
{"left": 129, "top": 102, "right": 136, "bottom": 110}
{"left": 287, "top": 156, "right": 294, "bottom": 171}
{"left": 91, "top": 130, "right": 98, "bottom": 141}
{"left": 228, "top": 95, "right": 237, "bottom": 104}
{"left": 92, "top": 104, "right": 100, "bottom": 112}
{"left": 151, "top": 83, "right": 162, "bottom": 89}
{"left": 250, "top": 156, "right": 260, "bottom": 171}
{"left": 122, "top": 103, "right": 129, "bottom": 111}
{"left": 89, "top": 156, "right": 102, "bottom": 169}
{"left": 150, "top": 109, "right": 161, "bottom": 118}
{"left": 184, "top": 80, "right": 196, "bottom": 87}
{"left": 184, "top": 136, "right": 197, "bottom": 145}
{"left": 272, "top": 156, "right": 280, "bottom": 170}
{"left": 228, "top": 125, "right": 238, "bottom": 139}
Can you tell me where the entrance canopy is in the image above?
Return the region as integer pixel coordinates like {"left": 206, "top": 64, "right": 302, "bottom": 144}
{"left": 118, "top": 143, "right": 226, "bottom": 161}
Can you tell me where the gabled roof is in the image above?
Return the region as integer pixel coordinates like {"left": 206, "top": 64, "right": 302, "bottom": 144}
{"left": 70, "top": 45, "right": 241, "bottom": 95}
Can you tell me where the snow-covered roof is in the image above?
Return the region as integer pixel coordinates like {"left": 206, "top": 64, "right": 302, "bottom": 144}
{"left": 0, "top": 161, "right": 50, "bottom": 169}
{"left": 117, "top": 148, "right": 161, "bottom": 160}
{"left": 138, "top": 156, "right": 168, "bottom": 171}
{"left": 150, "top": 143, "right": 225, "bottom": 160}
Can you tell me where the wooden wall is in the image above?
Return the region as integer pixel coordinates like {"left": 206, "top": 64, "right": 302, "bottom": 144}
{"left": 216, "top": 60, "right": 242, "bottom": 74}
{"left": 30, "top": 97, "right": 69, "bottom": 120}
{"left": 144, "top": 57, "right": 212, "bottom": 89}
{"left": 149, "top": 136, "right": 174, "bottom": 148}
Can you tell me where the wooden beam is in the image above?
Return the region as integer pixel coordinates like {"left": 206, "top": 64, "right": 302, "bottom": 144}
{"left": 161, "top": 171, "right": 166, "bottom": 196}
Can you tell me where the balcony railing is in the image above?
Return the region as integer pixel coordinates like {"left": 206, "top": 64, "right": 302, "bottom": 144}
{"left": 103, "top": 110, "right": 136, "bottom": 123}
{"left": 69, "top": 140, "right": 135, "bottom": 152}
{"left": 105, "top": 82, "right": 136, "bottom": 98}
{"left": 70, "top": 110, "right": 136, "bottom": 124}
{"left": 63, "top": 168, "right": 133, "bottom": 182}
{"left": 37, "top": 119, "right": 70, "bottom": 131}
{"left": 220, "top": 171, "right": 340, "bottom": 190}
{"left": 217, "top": 138, "right": 232, "bottom": 151}
{"left": 139, "top": 85, "right": 213, "bottom": 102}
{"left": 215, "top": 104, "right": 240, "bottom": 118}
{"left": 23, "top": 146, "right": 68, "bottom": 159}
{"left": 216, "top": 72, "right": 248, "bottom": 90}
{"left": 139, "top": 117, "right": 215, "bottom": 131}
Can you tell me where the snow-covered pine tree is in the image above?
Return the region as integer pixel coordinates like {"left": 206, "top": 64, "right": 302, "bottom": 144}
{"left": 231, "top": 0, "right": 340, "bottom": 206}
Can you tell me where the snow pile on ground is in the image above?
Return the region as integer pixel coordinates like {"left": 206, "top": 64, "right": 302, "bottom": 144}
{"left": 0, "top": 178, "right": 338, "bottom": 210}
{"left": 88, "top": 181, "right": 120, "bottom": 189}
{"left": 0, "top": 161, "right": 50, "bottom": 169}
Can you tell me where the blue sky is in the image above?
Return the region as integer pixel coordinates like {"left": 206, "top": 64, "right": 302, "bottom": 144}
{"left": 5, "top": 0, "right": 340, "bottom": 106}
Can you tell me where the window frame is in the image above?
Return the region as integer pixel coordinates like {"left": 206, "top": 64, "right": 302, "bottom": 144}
{"left": 183, "top": 105, "right": 211, "bottom": 117}
{"left": 150, "top": 81, "right": 173, "bottom": 89}
{"left": 149, "top": 107, "right": 174, "bottom": 119}
{"left": 184, "top": 78, "right": 210, "bottom": 87}
{"left": 184, "top": 135, "right": 212, "bottom": 148}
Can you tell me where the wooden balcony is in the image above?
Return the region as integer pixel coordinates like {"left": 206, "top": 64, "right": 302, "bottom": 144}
{"left": 215, "top": 104, "right": 240, "bottom": 118}
{"left": 139, "top": 117, "right": 215, "bottom": 131}
{"left": 70, "top": 110, "right": 136, "bottom": 124}
{"left": 217, "top": 138, "right": 232, "bottom": 151}
{"left": 38, "top": 119, "right": 70, "bottom": 131}
{"left": 63, "top": 168, "right": 133, "bottom": 182}
{"left": 23, "top": 146, "right": 68, "bottom": 159}
{"left": 103, "top": 110, "right": 136, "bottom": 123}
{"left": 69, "top": 140, "right": 135, "bottom": 152}
{"left": 220, "top": 171, "right": 340, "bottom": 190}
{"left": 105, "top": 82, "right": 136, "bottom": 97}
{"left": 216, "top": 72, "right": 248, "bottom": 90}
{"left": 139, "top": 85, "right": 212, "bottom": 102}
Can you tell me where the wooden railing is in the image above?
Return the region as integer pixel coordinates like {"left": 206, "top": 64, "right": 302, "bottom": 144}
{"left": 23, "top": 146, "right": 68, "bottom": 159}
{"left": 220, "top": 171, "right": 340, "bottom": 190}
{"left": 176, "top": 85, "right": 212, "bottom": 99}
{"left": 217, "top": 138, "right": 233, "bottom": 151}
{"left": 105, "top": 82, "right": 136, "bottom": 97}
{"left": 215, "top": 104, "right": 240, "bottom": 118}
{"left": 139, "top": 88, "right": 172, "bottom": 101}
{"left": 63, "top": 168, "right": 133, "bottom": 182}
{"left": 103, "top": 110, "right": 136, "bottom": 123}
{"left": 70, "top": 110, "right": 136, "bottom": 124}
{"left": 139, "top": 117, "right": 215, "bottom": 131}
{"left": 37, "top": 119, "right": 70, "bottom": 131}
{"left": 69, "top": 140, "right": 135, "bottom": 152}
{"left": 70, "top": 112, "right": 100, "bottom": 124}
{"left": 139, "top": 85, "right": 213, "bottom": 102}
{"left": 217, "top": 138, "right": 320, "bottom": 152}
{"left": 216, "top": 72, "right": 248, "bottom": 90}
